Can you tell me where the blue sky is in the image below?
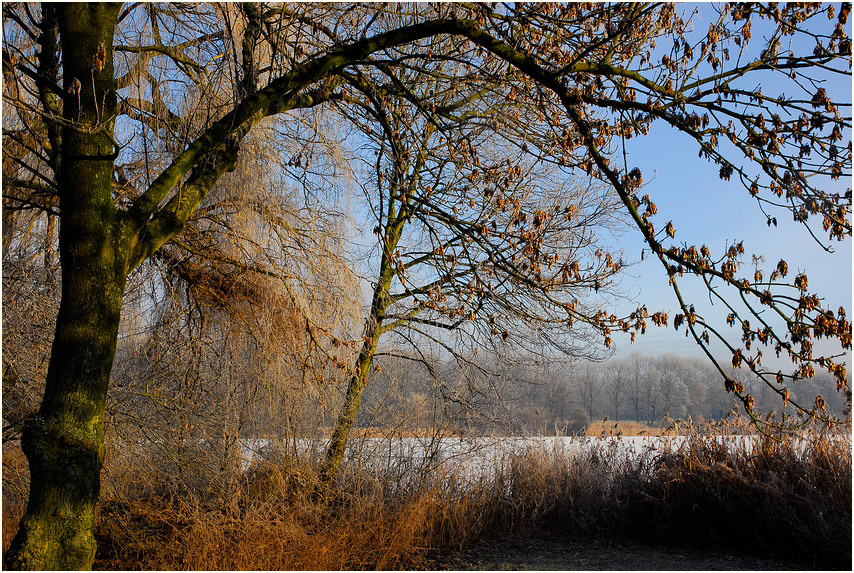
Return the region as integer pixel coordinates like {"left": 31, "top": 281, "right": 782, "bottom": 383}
{"left": 597, "top": 3, "right": 853, "bottom": 370}
{"left": 608, "top": 122, "right": 851, "bottom": 368}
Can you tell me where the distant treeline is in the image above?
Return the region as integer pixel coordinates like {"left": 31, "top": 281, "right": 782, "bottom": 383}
{"left": 359, "top": 351, "right": 851, "bottom": 435}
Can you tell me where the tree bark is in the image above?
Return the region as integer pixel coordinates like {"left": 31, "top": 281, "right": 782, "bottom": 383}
{"left": 317, "top": 285, "right": 387, "bottom": 495}
{"left": 317, "top": 153, "right": 409, "bottom": 493}
{"left": 5, "top": 4, "right": 123, "bottom": 570}
{"left": 317, "top": 219, "right": 403, "bottom": 494}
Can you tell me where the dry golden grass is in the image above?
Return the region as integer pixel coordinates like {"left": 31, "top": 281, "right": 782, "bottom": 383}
{"left": 585, "top": 420, "right": 666, "bottom": 436}
{"left": 1, "top": 443, "right": 28, "bottom": 554}
{"left": 3, "top": 420, "right": 851, "bottom": 570}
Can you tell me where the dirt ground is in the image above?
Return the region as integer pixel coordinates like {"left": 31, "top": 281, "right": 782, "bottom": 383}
{"left": 425, "top": 535, "right": 806, "bottom": 571}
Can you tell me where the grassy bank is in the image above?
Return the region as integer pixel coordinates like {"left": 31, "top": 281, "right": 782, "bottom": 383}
{"left": 3, "top": 422, "right": 851, "bottom": 569}
{"left": 585, "top": 420, "right": 667, "bottom": 436}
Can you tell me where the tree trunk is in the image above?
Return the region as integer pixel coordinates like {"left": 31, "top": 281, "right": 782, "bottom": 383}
{"left": 5, "top": 5, "right": 123, "bottom": 570}
{"left": 317, "top": 263, "right": 394, "bottom": 495}
{"left": 317, "top": 193, "right": 405, "bottom": 495}
{"left": 317, "top": 315, "right": 383, "bottom": 494}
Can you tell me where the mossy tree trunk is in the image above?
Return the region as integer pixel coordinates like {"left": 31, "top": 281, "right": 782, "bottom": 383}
{"left": 316, "top": 109, "right": 438, "bottom": 493}
{"left": 318, "top": 146, "right": 413, "bottom": 492}
{"left": 5, "top": 4, "right": 124, "bottom": 570}
{"left": 318, "top": 279, "right": 389, "bottom": 492}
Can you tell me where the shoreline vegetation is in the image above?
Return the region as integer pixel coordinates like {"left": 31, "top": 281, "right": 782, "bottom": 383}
{"left": 3, "top": 418, "right": 850, "bottom": 570}
{"left": 249, "top": 419, "right": 705, "bottom": 440}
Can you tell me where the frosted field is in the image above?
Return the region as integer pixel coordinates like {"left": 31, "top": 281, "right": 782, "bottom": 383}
{"left": 238, "top": 434, "right": 767, "bottom": 476}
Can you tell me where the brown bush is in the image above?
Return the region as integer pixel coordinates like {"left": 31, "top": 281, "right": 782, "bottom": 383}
{"left": 1, "top": 443, "right": 28, "bottom": 554}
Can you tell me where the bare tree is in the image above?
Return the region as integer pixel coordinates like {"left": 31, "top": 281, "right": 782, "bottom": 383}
{"left": 654, "top": 354, "right": 691, "bottom": 420}
{"left": 604, "top": 362, "right": 630, "bottom": 420}
{"left": 626, "top": 352, "right": 648, "bottom": 423}
{"left": 574, "top": 364, "right": 603, "bottom": 421}
{"left": 317, "top": 39, "right": 628, "bottom": 487}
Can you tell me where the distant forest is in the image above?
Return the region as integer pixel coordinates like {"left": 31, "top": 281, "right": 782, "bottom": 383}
{"left": 358, "top": 352, "right": 851, "bottom": 436}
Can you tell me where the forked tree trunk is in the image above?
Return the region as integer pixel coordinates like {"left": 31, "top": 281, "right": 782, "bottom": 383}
{"left": 5, "top": 5, "right": 124, "bottom": 570}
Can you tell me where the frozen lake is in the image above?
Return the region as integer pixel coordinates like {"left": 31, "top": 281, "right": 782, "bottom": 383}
{"left": 238, "top": 434, "right": 768, "bottom": 476}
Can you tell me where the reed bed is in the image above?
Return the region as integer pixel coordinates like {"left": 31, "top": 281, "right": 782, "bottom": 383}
{"left": 3, "top": 421, "right": 850, "bottom": 570}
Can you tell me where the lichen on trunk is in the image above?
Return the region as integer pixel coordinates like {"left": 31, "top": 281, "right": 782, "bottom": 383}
{"left": 4, "top": 4, "right": 124, "bottom": 570}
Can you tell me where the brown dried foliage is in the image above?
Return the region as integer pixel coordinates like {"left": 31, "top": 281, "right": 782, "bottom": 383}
{"left": 5, "top": 420, "right": 847, "bottom": 570}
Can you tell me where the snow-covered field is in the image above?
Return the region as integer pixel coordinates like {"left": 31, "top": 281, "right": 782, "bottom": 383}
{"left": 238, "top": 434, "right": 765, "bottom": 476}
